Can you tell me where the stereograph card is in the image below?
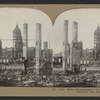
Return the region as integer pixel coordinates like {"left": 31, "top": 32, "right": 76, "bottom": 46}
{"left": 0, "top": 4, "right": 99, "bottom": 97}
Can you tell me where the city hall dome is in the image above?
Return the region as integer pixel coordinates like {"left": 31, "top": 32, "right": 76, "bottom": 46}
{"left": 13, "top": 24, "right": 21, "bottom": 37}
{"left": 94, "top": 25, "right": 100, "bottom": 35}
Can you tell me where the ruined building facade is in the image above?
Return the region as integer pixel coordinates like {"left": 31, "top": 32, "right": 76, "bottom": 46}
{"left": 94, "top": 25, "right": 100, "bottom": 60}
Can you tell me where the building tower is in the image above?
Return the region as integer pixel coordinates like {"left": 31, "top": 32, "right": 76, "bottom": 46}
{"left": 94, "top": 25, "right": 100, "bottom": 60}
{"left": 73, "top": 21, "right": 78, "bottom": 43}
{"left": 70, "top": 21, "right": 78, "bottom": 70}
{"left": 63, "top": 20, "right": 69, "bottom": 72}
{"left": 43, "top": 41, "right": 48, "bottom": 50}
{"left": 23, "top": 22, "right": 28, "bottom": 59}
{"left": 0, "top": 40, "right": 2, "bottom": 57}
{"left": 13, "top": 23, "right": 23, "bottom": 58}
{"left": 42, "top": 41, "right": 52, "bottom": 61}
{"left": 35, "top": 23, "right": 42, "bottom": 75}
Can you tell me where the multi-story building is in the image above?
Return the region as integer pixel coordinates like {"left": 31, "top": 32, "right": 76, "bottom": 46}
{"left": 81, "top": 48, "right": 94, "bottom": 65}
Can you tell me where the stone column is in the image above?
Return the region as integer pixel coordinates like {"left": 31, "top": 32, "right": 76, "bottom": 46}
{"left": 70, "top": 41, "right": 73, "bottom": 70}
{"left": 63, "top": 20, "right": 68, "bottom": 72}
{"left": 23, "top": 22, "right": 28, "bottom": 59}
{"left": 35, "top": 23, "right": 41, "bottom": 75}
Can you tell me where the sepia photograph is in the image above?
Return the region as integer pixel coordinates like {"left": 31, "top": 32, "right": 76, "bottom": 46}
{"left": 0, "top": 7, "right": 100, "bottom": 89}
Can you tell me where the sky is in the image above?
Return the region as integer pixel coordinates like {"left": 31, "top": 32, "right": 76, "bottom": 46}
{"left": 0, "top": 8, "right": 52, "bottom": 49}
{"left": 53, "top": 9, "right": 100, "bottom": 53}
{"left": 0, "top": 8, "right": 100, "bottom": 54}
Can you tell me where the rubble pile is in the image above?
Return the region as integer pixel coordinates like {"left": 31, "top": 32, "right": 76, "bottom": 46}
{"left": 0, "top": 68, "right": 53, "bottom": 87}
{"left": 0, "top": 68, "right": 99, "bottom": 87}
{"left": 53, "top": 71, "right": 100, "bottom": 87}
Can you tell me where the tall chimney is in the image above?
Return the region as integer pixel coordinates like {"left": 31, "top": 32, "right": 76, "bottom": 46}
{"left": 69, "top": 21, "right": 78, "bottom": 71}
{"left": 35, "top": 23, "right": 41, "bottom": 75}
{"left": 63, "top": 20, "right": 68, "bottom": 72}
{"left": 23, "top": 22, "right": 28, "bottom": 59}
{"left": 70, "top": 41, "right": 73, "bottom": 70}
{"left": 72, "top": 21, "right": 78, "bottom": 43}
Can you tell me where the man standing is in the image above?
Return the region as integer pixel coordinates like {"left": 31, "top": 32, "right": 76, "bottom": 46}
{"left": 23, "top": 57, "right": 28, "bottom": 75}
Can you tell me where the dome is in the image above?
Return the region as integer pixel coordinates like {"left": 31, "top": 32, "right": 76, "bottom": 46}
{"left": 94, "top": 25, "right": 100, "bottom": 35}
{"left": 13, "top": 24, "right": 21, "bottom": 37}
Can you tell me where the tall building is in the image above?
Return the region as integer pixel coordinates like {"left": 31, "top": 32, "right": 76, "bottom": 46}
{"left": 23, "top": 22, "right": 28, "bottom": 59}
{"left": 42, "top": 42, "right": 53, "bottom": 62}
{"left": 70, "top": 21, "right": 79, "bottom": 70}
{"left": 94, "top": 25, "right": 100, "bottom": 60}
{"left": 70, "top": 21, "right": 83, "bottom": 70}
{"left": 35, "top": 23, "right": 42, "bottom": 74}
{"left": 13, "top": 23, "right": 23, "bottom": 58}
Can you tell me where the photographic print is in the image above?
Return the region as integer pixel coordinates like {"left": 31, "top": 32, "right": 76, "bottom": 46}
{"left": 0, "top": 7, "right": 100, "bottom": 88}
